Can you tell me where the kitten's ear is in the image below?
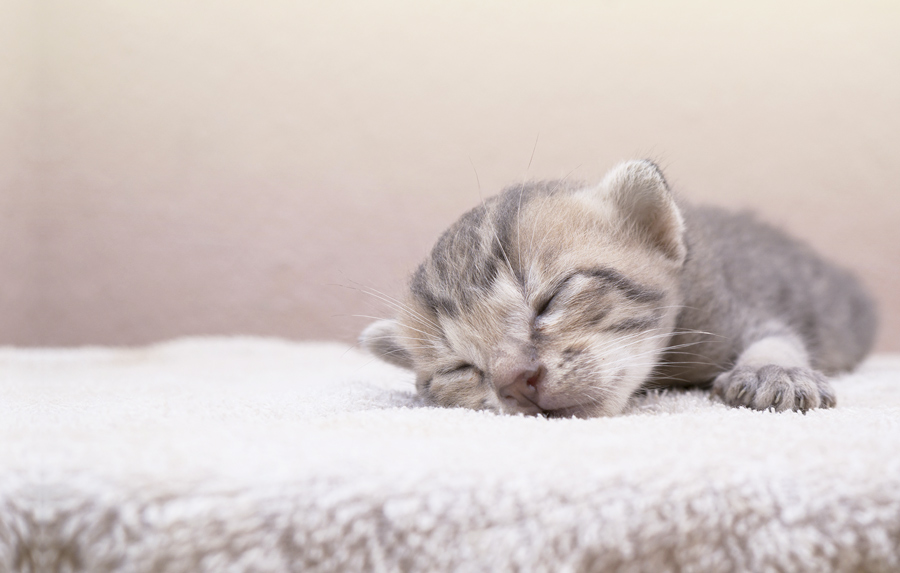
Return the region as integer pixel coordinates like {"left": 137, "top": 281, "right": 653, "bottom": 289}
{"left": 359, "top": 319, "right": 414, "bottom": 370}
{"left": 599, "top": 160, "right": 687, "bottom": 264}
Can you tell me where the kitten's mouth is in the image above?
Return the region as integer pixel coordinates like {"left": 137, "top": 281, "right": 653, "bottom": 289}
{"left": 497, "top": 375, "right": 600, "bottom": 418}
{"left": 504, "top": 395, "right": 592, "bottom": 419}
{"left": 502, "top": 395, "right": 544, "bottom": 416}
{"left": 542, "top": 405, "right": 589, "bottom": 419}
{"left": 534, "top": 392, "right": 596, "bottom": 418}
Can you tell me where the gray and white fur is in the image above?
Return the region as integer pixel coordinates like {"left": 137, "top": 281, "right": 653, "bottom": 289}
{"left": 361, "top": 160, "right": 877, "bottom": 417}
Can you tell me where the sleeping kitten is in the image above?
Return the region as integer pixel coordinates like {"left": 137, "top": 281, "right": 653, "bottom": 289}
{"left": 360, "top": 160, "right": 877, "bottom": 417}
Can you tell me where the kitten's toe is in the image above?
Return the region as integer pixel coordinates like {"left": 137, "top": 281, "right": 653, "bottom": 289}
{"left": 786, "top": 367, "right": 819, "bottom": 410}
{"left": 782, "top": 366, "right": 836, "bottom": 410}
{"left": 752, "top": 365, "right": 796, "bottom": 411}
{"left": 713, "top": 366, "right": 758, "bottom": 408}
{"left": 799, "top": 367, "right": 836, "bottom": 409}
{"left": 712, "top": 365, "right": 836, "bottom": 412}
{"left": 818, "top": 382, "right": 837, "bottom": 409}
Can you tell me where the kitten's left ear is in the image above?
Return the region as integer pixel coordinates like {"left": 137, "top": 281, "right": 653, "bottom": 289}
{"left": 359, "top": 319, "right": 414, "bottom": 369}
{"left": 599, "top": 160, "right": 687, "bottom": 264}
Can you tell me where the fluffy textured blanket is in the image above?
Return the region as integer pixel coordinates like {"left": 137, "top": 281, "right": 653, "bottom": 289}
{"left": 2, "top": 338, "right": 899, "bottom": 572}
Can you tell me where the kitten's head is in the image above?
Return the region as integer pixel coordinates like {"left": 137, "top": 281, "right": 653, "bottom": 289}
{"left": 361, "top": 160, "right": 686, "bottom": 417}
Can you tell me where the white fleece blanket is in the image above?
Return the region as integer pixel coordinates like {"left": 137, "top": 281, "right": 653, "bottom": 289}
{"left": 2, "top": 338, "right": 899, "bottom": 572}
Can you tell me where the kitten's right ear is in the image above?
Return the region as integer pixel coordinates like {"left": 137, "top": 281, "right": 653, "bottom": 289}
{"left": 596, "top": 160, "right": 687, "bottom": 264}
{"left": 359, "top": 319, "right": 414, "bottom": 370}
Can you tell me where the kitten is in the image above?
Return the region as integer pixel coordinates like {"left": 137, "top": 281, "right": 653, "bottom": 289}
{"left": 360, "top": 160, "right": 877, "bottom": 417}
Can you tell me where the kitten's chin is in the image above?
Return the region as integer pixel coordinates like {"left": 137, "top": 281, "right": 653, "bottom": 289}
{"left": 489, "top": 375, "right": 641, "bottom": 418}
{"left": 543, "top": 405, "right": 593, "bottom": 419}
{"left": 499, "top": 404, "right": 587, "bottom": 419}
{"left": 543, "top": 403, "right": 613, "bottom": 419}
{"left": 498, "top": 401, "right": 544, "bottom": 416}
{"left": 541, "top": 391, "right": 634, "bottom": 419}
{"left": 496, "top": 396, "right": 630, "bottom": 419}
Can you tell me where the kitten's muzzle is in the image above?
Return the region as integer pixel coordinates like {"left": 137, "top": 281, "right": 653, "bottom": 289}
{"left": 496, "top": 364, "right": 546, "bottom": 414}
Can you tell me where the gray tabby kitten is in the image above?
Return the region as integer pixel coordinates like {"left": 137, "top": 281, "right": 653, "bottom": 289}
{"left": 361, "top": 160, "right": 876, "bottom": 417}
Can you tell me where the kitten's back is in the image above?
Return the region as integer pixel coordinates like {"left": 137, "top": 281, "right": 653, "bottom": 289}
{"left": 661, "top": 203, "right": 877, "bottom": 384}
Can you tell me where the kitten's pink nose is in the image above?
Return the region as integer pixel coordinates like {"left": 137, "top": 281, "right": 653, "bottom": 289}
{"left": 496, "top": 364, "right": 546, "bottom": 411}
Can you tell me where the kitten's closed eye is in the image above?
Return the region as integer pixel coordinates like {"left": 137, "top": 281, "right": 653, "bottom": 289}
{"left": 440, "top": 363, "right": 479, "bottom": 376}
{"left": 535, "top": 294, "right": 557, "bottom": 317}
{"left": 536, "top": 273, "right": 610, "bottom": 321}
{"left": 535, "top": 275, "right": 580, "bottom": 317}
{"left": 423, "top": 363, "right": 489, "bottom": 410}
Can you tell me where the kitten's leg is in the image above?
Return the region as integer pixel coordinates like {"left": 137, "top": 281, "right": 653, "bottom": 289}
{"left": 712, "top": 334, "right": 836, "bottom": 411}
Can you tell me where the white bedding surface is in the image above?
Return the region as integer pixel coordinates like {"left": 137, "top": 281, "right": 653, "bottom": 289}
{"left": 2, "top": 338, "right": 899, "bottom": 572}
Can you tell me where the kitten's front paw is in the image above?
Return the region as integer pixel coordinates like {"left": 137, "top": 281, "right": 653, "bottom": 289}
{"left": 712, "top": 364, "right": 836, "bottom": 412}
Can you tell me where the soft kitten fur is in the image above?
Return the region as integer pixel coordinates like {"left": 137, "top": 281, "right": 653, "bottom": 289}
{"left": 361, "top": 160, "right": 877, "bottom": 418}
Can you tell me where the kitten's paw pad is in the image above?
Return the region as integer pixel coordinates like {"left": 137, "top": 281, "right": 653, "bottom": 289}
{"left": 712, "top": 365, "right": 836, "bottom": 411}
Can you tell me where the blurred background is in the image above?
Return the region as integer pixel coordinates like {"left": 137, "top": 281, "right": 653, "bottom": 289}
{"left": 1, "top": 0, "right": 898, "bottom": 350}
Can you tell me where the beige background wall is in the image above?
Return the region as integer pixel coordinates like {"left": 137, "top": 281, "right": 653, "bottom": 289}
{"left": 1, "top": 0, "right": 37, "bottom": 339}
{"left": 2, "top": 0, "right": 899, "bottom": 350}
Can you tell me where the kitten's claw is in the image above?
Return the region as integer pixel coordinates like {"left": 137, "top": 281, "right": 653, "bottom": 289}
{"left": 712, "top": 364, "right": 836, "bottom": 412}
